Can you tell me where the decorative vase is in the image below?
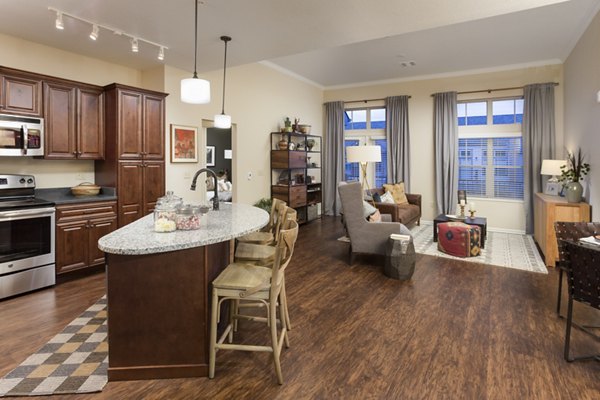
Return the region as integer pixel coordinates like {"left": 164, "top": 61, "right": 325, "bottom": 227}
{"left": 278, "top": 134, "right": 288, "bottom": 150}
{"left": 565, "top": 181, "right": 583, "bottom": 203}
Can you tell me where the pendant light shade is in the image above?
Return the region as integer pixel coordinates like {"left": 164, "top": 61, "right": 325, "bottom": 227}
{"left": 181, "top": 77, "right": 210, "bottom": 104}
{"left": 214, "top": 113, "right": 231, "bottom": 129}
{"left": 214, "top": 36, "right": 232, "bottom": 128}
{"left": 181, "top": 0, "right": 210, "bottom": 104}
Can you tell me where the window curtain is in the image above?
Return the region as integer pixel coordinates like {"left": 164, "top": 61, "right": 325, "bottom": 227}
{"left": 323, "top": 101, "right": 345, "bottom": 216}
{"left": 434, "top": 92, "right": 459, "bottom": 215}
{"left": 523, "top": 83, "right": 556, "bottom": 234}
{"left": 386, "top": 96, "right": 410, "bottom": 191}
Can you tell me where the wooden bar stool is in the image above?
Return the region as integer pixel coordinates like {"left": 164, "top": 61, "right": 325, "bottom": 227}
{"left": 237, "top": 199, "right": 287, "bottom": 245}
{"left": 209, "top": 220, "right": 299, "bottom": 384}
{"left": 234, "top": 208, "right": 297, "bottom": 329}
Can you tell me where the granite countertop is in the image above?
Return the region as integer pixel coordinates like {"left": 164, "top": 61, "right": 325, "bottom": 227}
{"left": 98, "top": 203, "right": 269, "bottom": 256}
{"left": 36, "top": 187, "right": 117, "bottom": 205}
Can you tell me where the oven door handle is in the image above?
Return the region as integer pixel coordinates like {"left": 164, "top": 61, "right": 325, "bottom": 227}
{"left": 0, "top": 207, "right": 55, "bottom": 219}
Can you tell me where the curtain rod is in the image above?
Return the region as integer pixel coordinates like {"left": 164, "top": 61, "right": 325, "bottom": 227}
{"left": 344, "top": 96, "right": 411, "bottom": 104}
{"left": 430, "top": 82, "right": 559, "bottom": 97}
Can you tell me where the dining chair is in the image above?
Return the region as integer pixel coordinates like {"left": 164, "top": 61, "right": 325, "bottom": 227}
{"left": 554, "top": 222, "right": 600, "bottom": 315}
{"left": 560, "top": 239, "right": 600, "bottom": 362}
{"left": 209, "top": 219, "right": 299, "bottom": 384}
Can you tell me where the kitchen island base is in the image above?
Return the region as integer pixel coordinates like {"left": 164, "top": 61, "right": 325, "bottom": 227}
{"left": 106, "top": 241, "right": 229, "bottom": 381}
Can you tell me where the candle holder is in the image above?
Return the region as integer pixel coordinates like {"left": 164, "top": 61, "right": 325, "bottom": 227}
{"left": 459, "top": 204, "right": 465, "bottom": 218}
{"left": 469, "top": 210, "right": 476, "bottom": 219}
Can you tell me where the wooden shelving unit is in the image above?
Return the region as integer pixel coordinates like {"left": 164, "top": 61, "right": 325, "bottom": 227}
{"left": 270, "top": 131, "right": 321, "bottom": 224}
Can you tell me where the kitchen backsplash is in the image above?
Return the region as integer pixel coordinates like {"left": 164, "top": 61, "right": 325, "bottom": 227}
{"left": 0, "top": 158, "right": 95, "bottom": 188}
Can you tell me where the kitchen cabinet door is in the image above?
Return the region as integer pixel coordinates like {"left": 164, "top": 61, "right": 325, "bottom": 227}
{"left": 56, "top": 220, "right": 89, "bottom": 274}
{"left": 77, "top": 87, "right": 105, "bottom": 160}
{"left": 117, "top": 89, "right": 143, "bottom": 159}
{"left": 142, "top": 94, "right": 165, "bottom": 160}
{"left": 44, "top": 81, "right": 77, "bottom": 159}
{"left": 143, "top": 161, "right": 165, "bottom": 214}
{"left": 118, "top": 161, "right": 144, "bottom": 227}
{"left": 88, "top": 216, "right": 117, "bottom": 266}
{"left": 0, "top": 73, "right": 42, "bottom": 116}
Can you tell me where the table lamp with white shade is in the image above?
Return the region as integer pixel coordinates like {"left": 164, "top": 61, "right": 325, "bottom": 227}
{"left": 346, "top": 145, "right": 381, "bottom": 198}
{"left": 541, "top": 159, "right": 566, "bottom": 195}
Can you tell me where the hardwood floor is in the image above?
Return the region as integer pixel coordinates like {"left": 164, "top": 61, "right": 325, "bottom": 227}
{"left": 1, "top": 216, "right": 599, "bottom": 399}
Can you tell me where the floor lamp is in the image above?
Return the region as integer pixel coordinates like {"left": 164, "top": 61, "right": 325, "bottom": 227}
{"left": 346, "top": 145, "right": 381, "bottom": 201}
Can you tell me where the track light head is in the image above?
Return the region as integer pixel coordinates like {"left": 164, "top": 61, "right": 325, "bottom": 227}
{"left": 55, "top": 12, "right": 64, "bottom": 30}
{"left": 89, "top": 24, "right": 99, "bottom": 41}
{"left": 158, "top": 46, "right": 165, "bottom": 61}
{"left": 131, "top": 38, "right": 139, "bottom": 53}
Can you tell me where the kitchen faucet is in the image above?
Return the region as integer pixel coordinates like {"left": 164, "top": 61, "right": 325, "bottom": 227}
{"left": 190, "top": 168, "right": 219, "bottom": 210}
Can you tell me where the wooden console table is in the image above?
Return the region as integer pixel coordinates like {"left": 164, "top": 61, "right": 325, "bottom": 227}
{"left": 533, "top": 193, "right": 591, "bottom": 267}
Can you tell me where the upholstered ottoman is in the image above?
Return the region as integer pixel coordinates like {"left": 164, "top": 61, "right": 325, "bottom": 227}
{"left": 437, "top": 222, "right": 481, "bottom": 257}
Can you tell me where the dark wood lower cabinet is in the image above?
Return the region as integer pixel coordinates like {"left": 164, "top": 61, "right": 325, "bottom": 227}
{"left": 116, "top": 161, "right": 164, "bottom": 227}
{"left": 56, "top": 201, "right": 117, "bottom": 275}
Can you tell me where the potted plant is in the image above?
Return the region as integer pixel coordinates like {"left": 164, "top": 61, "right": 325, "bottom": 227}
{"left": 558, "top": 149, "right": 590, "bottom": 203}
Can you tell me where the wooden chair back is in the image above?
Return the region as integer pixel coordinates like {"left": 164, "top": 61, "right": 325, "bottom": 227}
{"left": 271, "top": 220, "right": 299, "bottom": 293}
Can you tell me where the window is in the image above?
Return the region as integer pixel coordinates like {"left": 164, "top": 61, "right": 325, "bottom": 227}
{"left": 344, "top": 107, "right": 387, "bottom": 187}
{"left": 457, "top": 97, "right": 524, "bottom": 200}
{"left": 345, "top": 108, "right": 386, "bottom": 130}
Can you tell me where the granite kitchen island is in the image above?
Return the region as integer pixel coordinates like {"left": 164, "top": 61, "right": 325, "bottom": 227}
{"left": 98, "top": 203, "right": 269, "bottom": 381}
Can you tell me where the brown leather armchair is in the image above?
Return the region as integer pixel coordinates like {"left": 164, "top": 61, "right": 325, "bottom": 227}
{"left": 367, "top": 187, "right": 421, "bottom": 226}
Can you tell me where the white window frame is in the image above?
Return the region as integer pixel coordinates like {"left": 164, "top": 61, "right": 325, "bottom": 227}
{"left": 344, "top": 106, "right": 387, "bottom": 187}
{"left": 458, "top": 96, "right": 524, "bottom": 203}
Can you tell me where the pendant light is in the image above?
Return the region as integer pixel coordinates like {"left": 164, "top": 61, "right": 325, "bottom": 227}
{"left": 214, "top": 36, "right": 232, "bottom": 129}
{"left": 181, "top": 0, "right": 210, "bottom": 104}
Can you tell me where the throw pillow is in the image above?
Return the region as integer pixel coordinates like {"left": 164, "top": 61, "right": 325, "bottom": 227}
{"left": 372, "top": 192, "right": 382, "bottom": 203}
{"left": 380, "top": 191, "right": 395, "bottom": 204}
{"left": 362, "top": 200, "right": 377, "bottom": 219}
{"left": 383, "top": 182, "right": 409, "bottom": 205}
{"left": 368, "top": 209, "right": 382, "bottom": 222}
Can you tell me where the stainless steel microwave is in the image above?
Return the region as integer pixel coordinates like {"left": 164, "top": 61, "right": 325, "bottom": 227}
{"left": 0, "top": 114, "right": 44, "bottom": 156}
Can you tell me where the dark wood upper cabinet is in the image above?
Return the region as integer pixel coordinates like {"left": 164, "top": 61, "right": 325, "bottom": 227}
{"left": 117, "top": 89, "right": 144, "bottom": 159}
{"left": 0, "top": 72, "right": 42, "bottom": 116}
{"left": 143, "top": 94, "right": 165, "bottom": 160}
{"left": 44, "top": 81, "right": 77, "bottom": 159}
{"left": 77, "top": 87, "right": 105, "bottom": 159}
{"left": 44, "top": 80, "right": 105, "bottom": 160}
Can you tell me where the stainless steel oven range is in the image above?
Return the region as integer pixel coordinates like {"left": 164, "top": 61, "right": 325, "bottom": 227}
{"left": 0, "top": 174, "right": 55, "bottom": 299}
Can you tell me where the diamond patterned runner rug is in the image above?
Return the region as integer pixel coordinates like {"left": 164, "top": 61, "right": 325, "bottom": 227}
{"left": 0, "top": 297, "right": 108, "bottom": 397}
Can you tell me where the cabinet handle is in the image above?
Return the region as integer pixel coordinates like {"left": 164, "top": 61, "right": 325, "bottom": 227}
{"left": 72, "top": 151, "right": 77, "bottom": 155}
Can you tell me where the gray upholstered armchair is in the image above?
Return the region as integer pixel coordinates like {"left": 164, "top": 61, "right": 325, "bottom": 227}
{"left": 338, "top": 181, "right": 411, "bottom": 265}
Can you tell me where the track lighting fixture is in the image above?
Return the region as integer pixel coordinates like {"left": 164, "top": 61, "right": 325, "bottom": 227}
{"left": 55, "top": 11, "right": 64, "bottom": 30}
{"left": 48, "top": 7, "right": 168, "bottom": 61}
{"left": 131, "top": 38, "right": 139, "bottom": 53}
{"left": 89, "top": 24, "right": 99, "bottom": 41}
{"left": 180, "top": 0, "right": 211, "bottom": 104}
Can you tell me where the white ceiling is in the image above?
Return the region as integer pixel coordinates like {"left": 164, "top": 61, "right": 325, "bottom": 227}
{"left": 0, "top": 0, "right": 598, "bottom": 88}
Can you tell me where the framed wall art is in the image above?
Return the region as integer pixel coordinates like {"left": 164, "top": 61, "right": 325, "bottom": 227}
{"left": 170, "top": 124, "right": 198, "bottom": 163}
{"left": 206, "top": 146, "right": 215, "bottom": 166}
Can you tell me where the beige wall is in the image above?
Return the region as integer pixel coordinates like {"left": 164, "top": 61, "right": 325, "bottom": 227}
{"left": 564, "top": 10, "right": 600, "bottom": 219}
{"left": 162, "top": 63, "right": 324, "bottom": 205}
{"left": 0, "top": 33, "right": 141, "bottom": 188}
{"left": 325, "top": 65, "right": 564, "bottom": 232}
